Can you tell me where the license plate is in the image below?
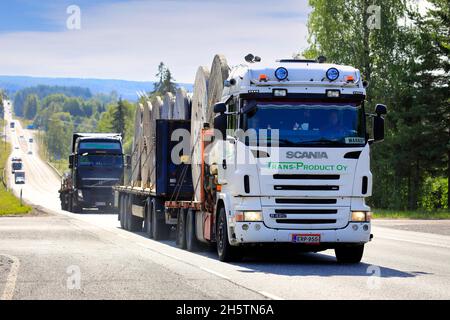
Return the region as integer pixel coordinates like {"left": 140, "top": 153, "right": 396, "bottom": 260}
{"left": 96, "top": 202, "right": 106, "bottom": 206}
{"left": 291, "top": 234, "right": 321, "bottom": 244}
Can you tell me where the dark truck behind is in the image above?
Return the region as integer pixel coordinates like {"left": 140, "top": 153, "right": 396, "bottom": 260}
{"left": 59, "top": 133, "right": 127, "bottom": 213}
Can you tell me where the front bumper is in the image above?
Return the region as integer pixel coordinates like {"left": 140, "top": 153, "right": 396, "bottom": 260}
{"left": 232, "top": 221, "right": 371, "bottom": 245}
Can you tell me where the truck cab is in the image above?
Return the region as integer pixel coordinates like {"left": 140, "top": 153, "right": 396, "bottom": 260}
{"left": 60, "top": 133, "right": 125, "bottom": 212}
{"left": 207, "top": 58, "right": 386, "bottom": 262}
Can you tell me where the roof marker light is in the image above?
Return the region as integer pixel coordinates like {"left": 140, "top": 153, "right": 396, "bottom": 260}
{"left": 326, "top": 68, "right": 340, "bottom": 81}
{"left": 345, "top": 75, "right": 355, "bottom": 82}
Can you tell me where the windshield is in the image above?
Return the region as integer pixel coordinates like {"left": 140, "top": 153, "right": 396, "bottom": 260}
{"left": 77, "top": 155, "right": 124, "bottom": 168}
{"left": 242, "top": 103, "right": 366, "bottom": 147}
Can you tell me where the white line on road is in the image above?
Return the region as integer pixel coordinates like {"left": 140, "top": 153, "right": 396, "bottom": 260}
{"left": 0, "top": 254, "right": 20, "bottom": 300}
{"left": 377, "top": 235, "right": 450, "bottom": 249}
{"left": 259, "top": 291, "right": 284, "bottom": 300}
{"left": 199, "top": 267, "right": 231, "bottom": 280}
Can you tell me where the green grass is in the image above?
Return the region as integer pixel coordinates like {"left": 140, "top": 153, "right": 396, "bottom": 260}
{"left": 373, "top": 209, "right": 450, "bottom": 220}
{"left": 0, "top": 137, "right": 32, "bottom": 216}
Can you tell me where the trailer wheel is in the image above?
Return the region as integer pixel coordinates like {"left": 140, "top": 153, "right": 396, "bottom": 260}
{"left": 143, "top": 200, "right": 153, "bottom": 239}
{"left": 335, "top": 245, "right": 364, "bottom": 264}
{"left": 152, "top": 199, "right": 170, "bottom": 240}
{"left": 119, "top": 194, "right": 125, "bottom": 229}
{"left": 217, "top": 207, "right": 242, "bottom": 262}
{"left": 176, "top": 209, "right": 187, "bottom": 249}
{"left": 186, "top": 209, "right": 201, "bottom": 252}
{"left": 127, "top": 196, "right": 143, "bottom": 232}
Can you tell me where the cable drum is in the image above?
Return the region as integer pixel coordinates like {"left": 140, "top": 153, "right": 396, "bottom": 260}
{"left": 160, "top": 92, "right": 173, "bottom": 119}
{"left": 140, "top": 101, "right": 152, "bottom": 189}
{"left": 147, "top": 96, "right": 162, "bottom": 191}
{"left": 174, "top": 87, "right": 191, "bottom": 120}
{"left": 131, "top": 104, "right": 144, "bottom": 187}
{"left": 190, "top": 66, "right": 210, "bottom": 201}
{"left": 207, "top": 54, "right": 229, "bottom": 123}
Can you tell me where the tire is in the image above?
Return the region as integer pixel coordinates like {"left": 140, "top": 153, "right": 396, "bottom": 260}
{"left": 119, "top": 194, "right": 125, "bottom": 229}
{"left": 72, "top": 193, "right": 81, "bottom": 214}
{"left": 143, "top": 200, "right": 153, "bottom": 238}
{"left": 186, "top": 209, "right": 201, "bottom": 252}
{"left": 176, "top": 209, "right": 187, "bottom": 249}
{"left": 216, "top": 207, "right": 242, "bottom": 262}
{"left": 335, "top": 245, "right": 364, "bottom": 264}
{"left": 128, "top": 196, "right": 143, "bottom": 232}
{"left": 152, "top": 199, "right": 170, "bottom": 240}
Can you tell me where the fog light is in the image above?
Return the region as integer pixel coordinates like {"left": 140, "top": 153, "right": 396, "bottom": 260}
{"left": 352, "top": 224, "right": 359, "bottom": 231}
{"left": 242, "top": 224, "right": 249, "bottom": 231}
{"left": 363, "top": 225, "right": 369, "bottom": 231}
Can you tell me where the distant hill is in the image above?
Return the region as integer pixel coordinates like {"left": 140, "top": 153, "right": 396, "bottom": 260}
{"left": 0, "top": 75, "right": 193, "bottom": 101}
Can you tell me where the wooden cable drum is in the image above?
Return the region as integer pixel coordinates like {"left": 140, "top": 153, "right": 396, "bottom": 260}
{"left": 131, "top": 104, "right": 144, "bottom": 186}
{"left": 190, "top": 66, "right": 210, "bottom": 201}
{"left": 207, "top": 54, "right": 229, "bottom": 124}
{"left": 163, "top": 92, "right": 175, "bottom": 119}
{"left": 147, "top": 96, "right": 162, "bottom": 191}
{"left": 140, "top": 101, "right": 152, "bottom": 189}
{"left": 174, "top": 87, "right": 191, "bottom": 120}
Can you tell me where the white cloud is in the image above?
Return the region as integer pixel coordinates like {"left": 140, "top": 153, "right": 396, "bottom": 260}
{"left": 0, "top": 0, "right": 310, "bottom": 82}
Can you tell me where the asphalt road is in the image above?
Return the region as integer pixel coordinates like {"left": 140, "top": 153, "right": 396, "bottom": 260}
{"left": 1, "top": 102, "right": 450, "bottom": 300}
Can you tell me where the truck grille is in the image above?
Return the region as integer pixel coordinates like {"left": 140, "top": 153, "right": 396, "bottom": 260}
{"left": 276, "top": 219, "right": 337, "bottom": 224}
{"left": 274, "top": 185, "right": 339, "bottom": 191}
{"left": 275, "top": 198, "right": 337, "bottom": 204}
{"left": 273, "top": 174, "right": 340, "bottom": 180}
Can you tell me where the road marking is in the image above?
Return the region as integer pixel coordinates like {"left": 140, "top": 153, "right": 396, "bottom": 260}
{"left": 259, "top": 291, "right": 284, "bottom": 300}
{"left": 377, "top": 235, "right": 450, "bottom": 249}
{"left": 0, "top": 254, "right": 20, "bottom": 300}
{"left": 199, "top": 267, "right": 230, "bottom": 280}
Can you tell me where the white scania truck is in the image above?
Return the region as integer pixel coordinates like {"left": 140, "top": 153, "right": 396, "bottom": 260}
{"left": 114, "top": 55, "right": 387, "bottom": 263}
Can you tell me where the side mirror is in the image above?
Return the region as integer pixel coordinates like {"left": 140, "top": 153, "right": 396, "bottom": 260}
{"left": 213, "top": 103, "right": 226, "bottom": 114}
{"left": 373, "top": 116, "right": 385, "bottom": 142}
{"left": 213, "top": 114, "right": 227, "bottom": 140}
{"left": 69, "top": 155, "right": 74, "bottom": 169}
{"left": 375, "top": 104, "right": 387, "bottom": 116}
{"left": 125, "top": 155, "right": 131, "bottom": 168}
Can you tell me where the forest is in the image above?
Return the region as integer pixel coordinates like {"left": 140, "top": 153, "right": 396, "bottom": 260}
{"left": 303, "top": 0, "right": 449, "bottom": 211}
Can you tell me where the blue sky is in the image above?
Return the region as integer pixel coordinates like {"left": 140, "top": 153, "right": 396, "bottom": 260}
{"left": 0, "top": 0, "right": 311, "bottom": 82}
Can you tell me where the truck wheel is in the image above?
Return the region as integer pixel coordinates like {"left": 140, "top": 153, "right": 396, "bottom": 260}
{"left": 335, "top": 245, "right": 364, "bottom": 264}
{"left": 176, "top": 209, "right": 187, "bottom": 249}
{"left": 217, "top": 207, "right": 242, "bottom": 262}
{"left": 152, "top": 199, "right": 170, "bottom": 240}
{"left": 119, "top": 194, "right": 125, "bottom": 229}
{"left": 186, "top": 209, "right": 200, "bottom": 252}
{"left": 72, "top": 195, "right": 81, "bottom": 214}
{"left": 143, "top": 201, "right": 153, "bottom": 239}
{"left": 128, "top": 196, "right": 143, "bottom": 232}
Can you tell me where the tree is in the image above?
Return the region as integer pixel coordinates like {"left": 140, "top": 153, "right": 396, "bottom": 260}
{"left": 152, "top": 62, "right": 177, "bottom": 96}
{"left": 410, "top": 0, "right": 450, "bottom": 208}
{"left": 303, "top": 0, "right": 448, "bottom": 210}
{"left": 23, "top": 94, "right": 40, "bottom": 120}
{"left": 111, "top": 98, "right": 126, "bottom": 139}
{"left": 46, "top": 112, "right": 73, "bottom": 161}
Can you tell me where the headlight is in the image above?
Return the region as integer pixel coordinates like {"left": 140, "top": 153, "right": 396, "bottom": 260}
{"left": 235, "top": 211, "right": 263, "bottom": 222}
{"left": 351, "top": 211, "right": 372, "bottom": 222}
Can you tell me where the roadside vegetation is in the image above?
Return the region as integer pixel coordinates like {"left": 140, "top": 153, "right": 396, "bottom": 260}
{"left": 0, "top": 123, "right": 32, "bottom": 216}
{"left": 304, "top": 0, "right": 449, "bottom": 213}
{"left": 373, "top": 209, "right": 450, "bottom": 220}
